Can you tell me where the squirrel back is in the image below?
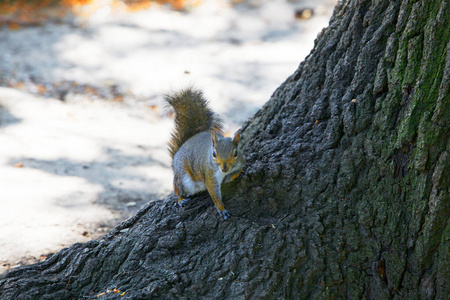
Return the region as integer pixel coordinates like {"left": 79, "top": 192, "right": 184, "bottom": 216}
{"left": 165, "top": 88, "right": 223, "bottom": 159}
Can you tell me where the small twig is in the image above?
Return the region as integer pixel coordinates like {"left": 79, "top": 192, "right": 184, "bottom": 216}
{"left": 65, "top": 276, "right": 72, "bottom": 291}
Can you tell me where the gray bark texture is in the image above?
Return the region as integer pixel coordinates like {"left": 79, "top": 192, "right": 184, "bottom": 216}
{"left": 1, "top": 0, "right": 449, "bottom": 299}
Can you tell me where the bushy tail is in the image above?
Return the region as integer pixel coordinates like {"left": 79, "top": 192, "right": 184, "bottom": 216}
{"left": 165, "top": 87, "right": 223, "bottom": 159}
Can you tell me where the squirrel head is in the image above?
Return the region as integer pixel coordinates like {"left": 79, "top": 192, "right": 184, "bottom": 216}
{"left": 211, "top": 130, "right": 241, "bottom": 173}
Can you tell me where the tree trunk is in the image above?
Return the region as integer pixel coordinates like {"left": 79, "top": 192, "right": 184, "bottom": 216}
{"left": 1, "top": 0, "right": 449, "bottom": 299}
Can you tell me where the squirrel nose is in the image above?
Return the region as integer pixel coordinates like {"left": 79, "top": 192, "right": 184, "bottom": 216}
{"left": 222, "top": 163, "right": 229, "bottom": 172}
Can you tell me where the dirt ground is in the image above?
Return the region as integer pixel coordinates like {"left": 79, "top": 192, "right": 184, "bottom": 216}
{"left": 0, "top": 0, "right": 335, "bottom": 274}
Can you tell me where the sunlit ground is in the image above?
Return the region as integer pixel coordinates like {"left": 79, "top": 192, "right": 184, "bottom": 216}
{"left": 0, "top": 0, "right": 336, "bottom": 273}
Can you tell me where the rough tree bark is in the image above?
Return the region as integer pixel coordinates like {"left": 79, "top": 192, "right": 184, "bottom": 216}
{"left": 1, "top": 0, "right": 449, "bottom": 299}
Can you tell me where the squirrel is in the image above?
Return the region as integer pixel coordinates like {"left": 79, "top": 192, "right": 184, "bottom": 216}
{"left": 165, "top": 87, "right": 244, "bottom": 220}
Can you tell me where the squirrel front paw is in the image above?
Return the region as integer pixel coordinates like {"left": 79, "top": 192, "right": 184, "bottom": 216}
{"left": 217, "top": 209, "right": 231, "bottom": 220}
{"left": 177, "top": 197, "right": 192, "bottom": 207}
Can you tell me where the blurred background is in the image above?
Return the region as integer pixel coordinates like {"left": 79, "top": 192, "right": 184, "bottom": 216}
{"left": 0, "top": 0, "right": 336, "bottom": 272}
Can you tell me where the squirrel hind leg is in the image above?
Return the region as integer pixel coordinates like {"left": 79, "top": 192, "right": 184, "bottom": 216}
{"left": 177, "top": 196, "right": 192, "bottom": 207}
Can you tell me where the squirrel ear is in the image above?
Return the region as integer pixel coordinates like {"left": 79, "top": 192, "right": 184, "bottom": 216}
{"left": 233, "top": 131, "right": 241, "bottom": 144}
{"left": 211, "top": 130, "right": 218, "bottom": 147}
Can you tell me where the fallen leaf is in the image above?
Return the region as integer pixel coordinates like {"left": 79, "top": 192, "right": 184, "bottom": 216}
{"left": 37, "top": 84, "right": 47, "bottom": 93}
{"left": 295, "top": 8, "right": 314, "bottom": 20}
{"left": 147, "top": 105, "right": 159, "bottom": 113}
{"left": 8, "top": 22, "right": 21, "bottom": 30}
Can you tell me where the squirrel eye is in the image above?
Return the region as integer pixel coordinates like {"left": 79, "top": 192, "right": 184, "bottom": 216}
{"left": 212, "top": 150, "right": 217, "bottom": 159}
{"left": 233, "top": 149, "right": 238, "bottom": 158}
